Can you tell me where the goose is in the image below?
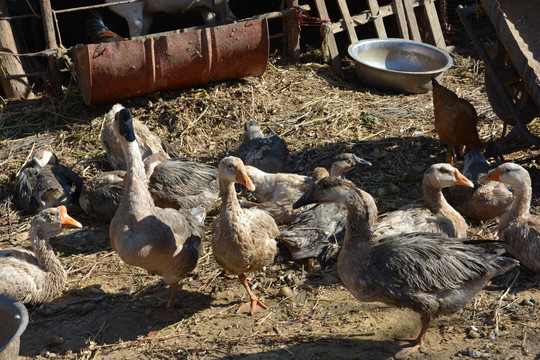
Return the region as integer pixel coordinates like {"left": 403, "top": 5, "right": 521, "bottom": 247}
{"left": 481, "top": 162, "right": 540, "bottom": 272}
{"left": 0, "top": 206, "right": 82, "bottom": 304}
{"left": 446, "top": 148, "right": 514, "bottom": 222}
{"left": 211, "top": 156, "right": 279, "bottom": 315}
{"left": 15, "top": 149, "right": 82, "bottom": 214}
{"left": 79, "top": 170, "right": 125, "bottom": 222}
{"left": 373, "top": 163, "right": 473, "bottom": 238}
{"left": 234, "top": 120, "right": 290, "bottom": 173}
{"left": 293, "top": 176, "right": 518, "bottom": 358}
{"left": 109, "top": 107, "right": 205, "bottom": 312}
{"left": 144, "top": 153, "right": 220, "bottom": 212}
{"left": 100, "top": 103, "right": 169, "bottom": 171}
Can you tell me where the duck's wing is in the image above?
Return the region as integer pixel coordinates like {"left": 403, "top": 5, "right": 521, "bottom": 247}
{"left": 373, "top": 206, "right": 445, "bottom": 237}
{"left": 279, "top": 203, "right": 346, "bottom": 261}
{"left": 51, "top": 164, "right": 83, "bottom": 203}
{"left": 15, "top": 166, "right": 41, "bottom": 213}
{"left": 370, "top": 233, "right": 518, "bottom": 295}
{"left": 79, "top": 171, "right": 125, "bottom": 222}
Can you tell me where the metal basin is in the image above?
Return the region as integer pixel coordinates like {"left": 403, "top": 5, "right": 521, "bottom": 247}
{"left": 348, "top": 38, "right": 453, "bottom": 93}
{"left": 0, "top": 296, "right": 29, "bottom": 360}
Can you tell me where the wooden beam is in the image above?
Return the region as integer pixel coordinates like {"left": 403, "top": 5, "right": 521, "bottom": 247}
{"left": 367, "top": 0, "right": 387, "bottom": 38}
{"left": 402, "top": 0, "right": 422, "bottom": 42}
{"left": 284, "top": 0, "right": 300, "bottom": 60}
{"left": 314, "top": 0, "right": 343, "bottom": 76}
{"left": 423, "top": 0, "right": 446, "bottom": 48}
{"left": 0, "top": 0, "right": 35, "bottom": 99}
{"left": 392, "top": 0, "right": 409, "bottom": 39}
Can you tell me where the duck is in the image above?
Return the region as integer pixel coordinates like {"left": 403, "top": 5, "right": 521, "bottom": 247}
{"left": 278, "top": 154, "right": 372, "bottom": 261}
{"left": 0, "top": 206, "right": 82, "bottom": 304}
{"left": 15, "top": 149, "right": 83, "bottom": 214}
{"left": 109, "top": 107, "right": 205, "bottom": 312}
{"left": 144, "top": 153, "right": 220, "bottom": 212}
{"left": 79, "top": 170, "right": 125, "bottom": 222}
{"left": 372, "top": 163, "right": 474, "bottom": 238}
{"left": 100, "top": 103, "right": 170, "bottom": 171}
{"left": 234, "top": 120, "right": 290, "bottom": 173}
{"left": 446, "top": 148, "right": 514, "bottom": 222}
{"left": 211, "top": 156, "right": 279, "bottom": 315}
{"left": 293, "top": 176, "right": 519, "bottom": 358}
{"left": 432, "top": 78, "right": 481, "bottom": 163}
{"left": 481, "top": 162, "right": 540, "bottom": 272}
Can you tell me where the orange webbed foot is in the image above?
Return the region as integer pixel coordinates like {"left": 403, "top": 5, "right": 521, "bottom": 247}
{"left": 236, "top": 297, "right": 268, "bottom": 315}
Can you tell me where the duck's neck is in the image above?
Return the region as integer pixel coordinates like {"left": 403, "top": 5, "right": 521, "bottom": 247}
{"left": 423, "top": 181, "right": 467, "bottom": 229}
{"left": 122, "top": 141, "right": 154, "bottom": 207}
{"left": 30, "top": 229, "right": 66, "bottom": 297}
{"left": 219, "top": 178, "right": 240, "bottom": 211}
{"left": 339, "top": 191, "right": 376, "bottom": 257}
{"left": 502, "top": 180, "right": 532, "bottom": 225}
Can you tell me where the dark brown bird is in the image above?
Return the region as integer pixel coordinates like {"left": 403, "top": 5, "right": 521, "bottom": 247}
{"left": 294, "top": 176, "right": 518, "bottom": 358}
{"left": 432, "top": 78, "right": 481, "bottom": 163}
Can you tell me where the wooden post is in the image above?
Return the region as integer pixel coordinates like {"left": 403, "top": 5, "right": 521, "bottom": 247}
{"left": 284, "top": 0, "right": 300, "bottom": 60}
{"left": 0, "top": 0, "right": 35, "bottom": 99}
{"left": 39, "top": 0, "right": 62, "bottom": 96}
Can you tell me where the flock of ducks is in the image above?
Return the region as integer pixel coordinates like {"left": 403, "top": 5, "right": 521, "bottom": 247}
{"left": 1, "top": 101, "right": 539, "bottom": 358}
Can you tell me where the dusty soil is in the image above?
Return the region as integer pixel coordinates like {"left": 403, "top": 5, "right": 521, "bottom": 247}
{"left": 1, "top": 45, "right": 540, "bottom": 360}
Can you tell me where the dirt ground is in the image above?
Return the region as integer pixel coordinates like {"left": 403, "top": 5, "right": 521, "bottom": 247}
{"left": 1, "top": 39, "right": 540, "bottom": 359}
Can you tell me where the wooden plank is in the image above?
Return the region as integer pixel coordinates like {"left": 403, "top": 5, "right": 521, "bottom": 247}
{"left": 392, "top": 0, "right": 409, "bottom": 39}
{"left": 423, "top": 0, "right": 446, "bottom": 48}
{"left": 314, "top": 0, "right": 343, "bottom": 76}
{"left": 336, "top": 0, "right": 358, "bottom": 44}
{"left": 328, "top": 3, "right": 395, "bottom": 35}
{"left": 39, "top": 0, "right": 62, "bottom": 95}
{"left": 402, "top": 0, "right": 422, "bottom": 42}
{"left": 0, "top": 0, "right": 35, "bottom": 99}
{"left": 367, "top": 0, "right": 387, "bottom": 38}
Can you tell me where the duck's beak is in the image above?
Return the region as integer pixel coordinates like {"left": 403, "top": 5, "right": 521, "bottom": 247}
{"left": 453, "top": 168, "right": 474, "bottom": 187}
{"left": 293, "top": 191, "right": 315, "bottom": 209}
{"left": 59, "top": 205, "right": 83, "bottom": 228}
{"left": 236, "top": 165, "right": 256, "bottom": 191}
{"left": 353, "top": 155, "right": 372, "bottom": 167}
{"left": 480, "top": 166, "right": 501, "bottom": 183}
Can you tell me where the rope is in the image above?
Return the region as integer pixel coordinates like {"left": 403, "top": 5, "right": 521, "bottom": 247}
{"left": 293, "top": 6, "right": 330, "bottom": 30}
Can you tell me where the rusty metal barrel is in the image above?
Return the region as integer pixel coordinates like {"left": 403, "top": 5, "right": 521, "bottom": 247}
{"left": 71, "top": 19, "right": 269, "bottom": 104}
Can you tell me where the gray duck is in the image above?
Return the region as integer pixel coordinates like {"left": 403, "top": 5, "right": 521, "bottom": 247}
{"left": 79, "top": 170, "right": 125, "bottom": 222}
{"left": 15, "top": 149, "right": 82, "bottom": 214}
{"left": 0, "top": 206, "right": 82, "bottom": 304}
{"left": 109, "top": 107, "right": 205, "bottom": 312}
{"left": 373, "top": 163, "right": 473, "bottom": 238}
{"left": 144, "top": 153, "right": 220, "bottom": 212}
{"left": 294, "top": 176, "right": 518, "bottom": 358}
{"left": 234, "top": 120, "right": 290, "bottom": 173}
{"left": 481, "top": 162, "right": 540, "bottom": 272}
{"left": 278, "top": 153, "right": 372, "bottom": 261}
{"left": 447, "top": 148, "right": 514, "bottom": 222}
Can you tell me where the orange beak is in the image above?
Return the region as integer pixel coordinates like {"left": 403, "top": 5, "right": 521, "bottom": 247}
{"left": 59, "top": 205, "right": 83, "bottom": 228}
{"left": 453, "top": 169, "right": 474, "bottom": 187}
{"left": 481, "top": 166, "right": 501, "bottom": 182}
{"left": 236, "top": 165, "right": 256, "bottom": 191}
